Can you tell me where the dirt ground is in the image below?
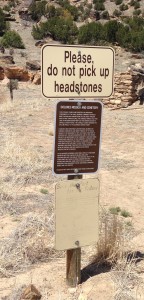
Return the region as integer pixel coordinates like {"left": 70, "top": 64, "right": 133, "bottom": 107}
{"left": 0, "top": 81, "right": 144, "bottom": 299}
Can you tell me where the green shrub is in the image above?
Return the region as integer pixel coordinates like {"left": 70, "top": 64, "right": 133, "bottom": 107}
{"left": 40, "top": 188, "right": 49, "bottom": 194}
{"left": 101, "top": 10, "right": 109, "bottom": 19}
{"left": 3, "top": 5, "right": 11, "bottom": 12}
{"left": 0, "top": 8, "right": 7, "bottom": 35}
{"left": 104, "top": 20, "right": 119, "bottom": 42}
{"left": 120, "top": 3, "right": 128, "bottom": 11}
{"left": 115, "top": 0, "right": 123, "bottom": 5}
{"left": 32, "top": 17, "right": 78, "bottom": 44}
{"left": 29, "top": 0, "right": 47, "bottom": 21}
{"left": 1, "top": 30, "right": 25, "bottom": 48}
{"left": 94, "top": 2, "right": 105, "bottom": 10}
{"left": 133, "top": 9, "right": 141, "bottom": 15}
{"left": 134, "top": 2, "right": 140, "bottom": 9}
{"left": 120, "top": 209, "right": 132, "bottom": 218}
{"left": 130, "top": 0, "right": 135, "bottom": 6}
{"left": 57, "top": 0, "right": 79, "bottom": 21}
{"left": 113, "top": 9, "right": 122, "bottom": 16}
{"left": 109, "top": 207, "right": 121, "bottom": 215}
{"left": 78, "top": 22, "right": 104, "bottom": 44}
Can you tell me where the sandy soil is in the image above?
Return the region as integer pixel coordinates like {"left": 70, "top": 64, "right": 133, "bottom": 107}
{"left": 0, "top": 81, "right": 144, "bottom": 299}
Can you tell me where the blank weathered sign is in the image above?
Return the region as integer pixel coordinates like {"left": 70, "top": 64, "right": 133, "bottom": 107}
{"left": 55, "top": 178, "right": 99, "bottom": 250}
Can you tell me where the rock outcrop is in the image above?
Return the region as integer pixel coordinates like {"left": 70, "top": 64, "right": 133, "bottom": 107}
{"left": 26, "top": 60, "right": 41, "bottom": 71}
{"left": 0, "top": 55, "right": 15, "bottom": 65}
{"left": 4, "top": 66, "right": 33, "bottom": 81}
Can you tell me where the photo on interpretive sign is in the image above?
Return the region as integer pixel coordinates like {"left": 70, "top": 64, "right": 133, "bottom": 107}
{"left": 42, "top": 45, "right": 114, "bottom": 98}
{"left": 53, "top": 100, "right": 102, "bottom": 175}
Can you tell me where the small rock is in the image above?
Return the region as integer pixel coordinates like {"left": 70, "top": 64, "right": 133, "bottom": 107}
{"left": 20, "top": 284, "right": 41, "bottom": 300}
{"left": 78, "top": 293, "right": 87, "bottom": 300}
{"left": 68, "top": 287, "right": 77, "bottom": 294}
{"left": 26, "top": 61, "right": 41, "bottom": 71}
{"left": 115, "top": 100, "right": 121, "bottom": 105}
{"left": 33, "top": 72, "right": 41, "bottom": 85}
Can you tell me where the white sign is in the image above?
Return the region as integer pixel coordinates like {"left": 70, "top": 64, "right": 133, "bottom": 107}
{"left": 55, "top": 178, "right": 99, "bottom": 250}
{"left": 42, "top": 45, "right": 115, "bottom": 99}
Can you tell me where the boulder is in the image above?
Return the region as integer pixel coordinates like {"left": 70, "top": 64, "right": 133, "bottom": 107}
{"left": 5, "top": 66, "right": 32, "bottom": 81}
{"left": 0, "top": 67, "right": 5, "bottom": 80}
{"left": 35, "top": 40, "right": 47, "bottom": 48}
{"left": 26, "top": 60, "right": 41, "bottom": 71}
{"left": 20, "top": 284, "right": 41, "bottom": 300}
{"left": 0, "top": 55, "right": 15, "bottom": 65}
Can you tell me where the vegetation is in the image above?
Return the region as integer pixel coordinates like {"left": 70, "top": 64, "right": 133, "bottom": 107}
{"left": 109, "top": 206, "right": 132, "bottom": 218}
{"left": 40, "top": 188, "right": 49, "bottom": 194}
{"left": 92, "top": 209, "right": 133, "bottom": 267}
{"left": 29, "top": 0, "right": 144, "bottom": 53}
{"left": 29, "top": 0, "right": 79, "bottom": 21}
{"left": 115, "top": 0, "right": 123, "bottom": 5}
{"left": 113, "top": 9, "right": 122, "bottom": 16}
{"left": 109, "top": 206, "right": 121, "bottom": 215}
{"left": 29, "top": 0, "right": 48, "bottom": 21}
{"left": 120, "top": 209, "right": 132, "bottom": 218}
{"left": 78, "top": 17, "right": 144, "bottom": 52}
{"left": 0, "top": 8, "right": 7, "bottom": 35}
{"left": 1, "top": 30, "right": 25, "bottom": 48}
{"left": 32, "top": 17, "right": 78, "bottom": 44}
{"left": 119, "top": 3, "right": 128, "bottom": 10}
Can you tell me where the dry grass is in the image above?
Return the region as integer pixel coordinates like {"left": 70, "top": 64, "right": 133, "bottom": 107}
{"left": 0, "top": 213, "right": 64, "bottom": 277}
{"left": 111, "top": 256, "right": 144, "bottom": 299}
{"left": 92, "top": 208, "right": 133, "bottom": 266}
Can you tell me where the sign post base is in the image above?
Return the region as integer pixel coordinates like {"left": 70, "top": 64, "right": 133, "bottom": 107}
{"left": 66, "top": 174, "right": 82, "bottom": 287}
{"left": 66, "top": 248, "right": 81, "bottom": 287}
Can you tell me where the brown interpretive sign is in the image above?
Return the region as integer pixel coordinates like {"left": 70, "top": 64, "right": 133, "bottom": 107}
{"left": 42, "top": 45, "right": 115, "bottom": 98}
{"left": 53, "top": 100, "right": 102, "bottom": 175}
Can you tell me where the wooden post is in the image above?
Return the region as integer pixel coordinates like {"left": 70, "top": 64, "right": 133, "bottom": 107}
{"left": 66, "top": 174, "right": 82, "bottom": 287}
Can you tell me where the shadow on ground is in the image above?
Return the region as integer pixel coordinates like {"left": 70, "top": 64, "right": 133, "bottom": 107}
{"left": 81, "top": 262, "right": 111, "bottom": 283}
{"left": 81, "top": 251, "right": 144, "bottom": 283}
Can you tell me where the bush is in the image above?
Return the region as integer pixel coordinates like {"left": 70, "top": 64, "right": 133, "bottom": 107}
{"left": 119, "top": 3, "right": 128, "bottom": 11}
{"left": 3, "top": 5, "right": 11, "bottom": 12}
{"left": 29, "top": 0, "right": 47, "bottom": 21}
{"left": 133, "top": 9, "right": 141, "bottom": 16}
{"left": 32, "top": 17, "right": 78, "bottom": 44}
{"left": 101, "top": 10, "right": 109, "bottom": 19}
{"left": 115, "top": 0, "right": 123, "bottom": 5}
{"left": 1, "top": 30, "right": 25, "bottom": 48}
{"left": 78, "top": 22, "right": 104, "bottom": 44}
{"left": 113, "top": 9, "right": 122, "bottom": 16}
{"left": 104, "top": 20, "right": 119, "bottom": 42}
{"left": 134, "top": 1, "right": 140, "bottom": 9}
{"left": 92, "top": 209, "right": 133, "bottom": 266}
{"left": 57, "top": 0, "right": 79, "bottom": 21}
{"left": 130, "top": 0, "right": 135, "bottom": 6}
{"left": 94, "top": 2, "right": 105, "bottom": 10}
{"left": 0, "top": 8, "right": 7, "bottom": 35}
